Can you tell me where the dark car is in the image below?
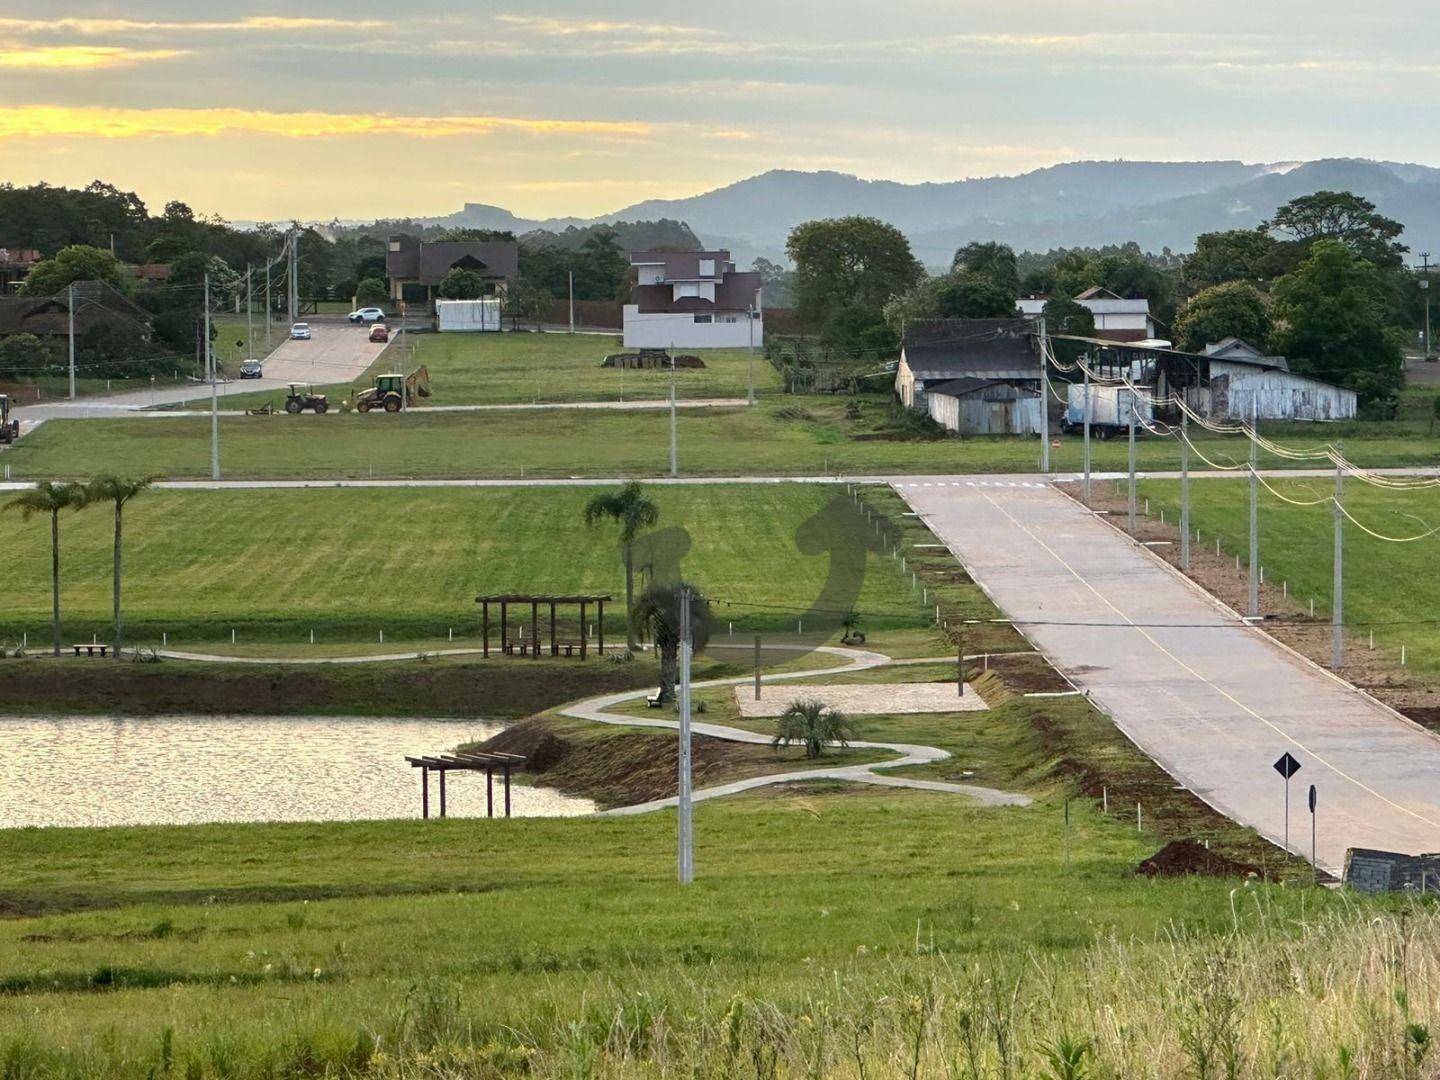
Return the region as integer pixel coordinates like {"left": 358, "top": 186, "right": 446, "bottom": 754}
{"left": 238, "top": 359, "right": 263, "bottom": 379}
{"left": 369, "top": 323, "right": 389, "bottom": 343}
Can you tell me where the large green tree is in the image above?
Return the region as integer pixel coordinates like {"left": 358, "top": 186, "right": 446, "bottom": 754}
{"left": 437, "top": 268, "right": 487, "bottom": 300}
{"left": 1267, "top": 190, "right": 1408, "bottom": 270}
{"left": 19, "top": 244, "right": 128, "bottom": 296}
{"left": 787, "top": 216, "right": 923, "bottom": 333}
{"left": 951, "top": 241, "right": 1021, "bottom": 296}
{"left": 1272, "top": 240, "right": 1403, "bottom": 406}
{"left": 1183, "top": 228, "right": 1280, "bottom": 292}
{"left": 1173, "top": 282, "right": 1273, "bottom": 352}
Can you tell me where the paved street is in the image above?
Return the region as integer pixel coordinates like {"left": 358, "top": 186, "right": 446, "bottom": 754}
{"left": 11, "top": 322, "right": 388, "bottom": 426}
{"left": 897, "top": 475, "right": 1440, "bottom": 875}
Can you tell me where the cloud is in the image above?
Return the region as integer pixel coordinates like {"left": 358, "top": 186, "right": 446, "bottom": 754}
{"left": 0, "top": 105, "right": 653, "bottom": 140}
{"left": 0, "top": 16, "right": 389, "bottom": 35}
{"left": 0, "top": 46, "right": 187, "bottom": 69}
{"left": 493, "top": 14, "right": 715, "bottom": 38}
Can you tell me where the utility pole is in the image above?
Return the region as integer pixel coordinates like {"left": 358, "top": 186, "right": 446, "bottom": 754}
{"left": 265, "top": 257, "right": 272, "bottom": 344}
{"left": 1248, "top": 401, "right": 1259, "bottom": 619}
{"left": 1127, "top": 390, "right": 1137, "bottom": 533}
{"left": 747, "top": 301, "right": 756, "bottom": 406}
{"left": 568, "top": 270, "right": 575, "bottom": 334}
{"left": 1039, "top": 317, "right": 1050, "bottom": 474}
{"left": 677, "top": 586, "right": 694, "bottom": 884}
{"left": 291, "top": 228, "right": 301, "bottom": 324}
{"left": 1180, "top": 408, "right": 1190, "bottom": 571}
{"left": 1082, "top": 364, "right": 1091, "bottom": 502}
{"left": 205, "top": 273, "right": 219, "bottom": 481}
{"left": 245, "top": 265, "right": 253, "bottom": 363}
{"left": 67, "top": 282, "right": 76, "bottom": 400}
{"left": 669, "top": 346, "right": 678, "bottom": 478}
{"left": 1421, "top": 253, "right": 1433, "bottom": 360}
{"left": 1333, "top": 458, "right": 1344, "bottom": 669}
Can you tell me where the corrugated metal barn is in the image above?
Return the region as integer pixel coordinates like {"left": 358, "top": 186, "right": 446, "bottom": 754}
{"left": 925, "top": 378, "right": 1044, "bottom": 435}
{"left": 1065, "top": 336, "right": 1358, "bottom": 423}
{"left": 896, "top": 318, "right": 1045, "bottom": 434}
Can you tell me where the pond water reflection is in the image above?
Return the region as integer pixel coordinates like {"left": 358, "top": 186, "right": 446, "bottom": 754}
{"left": 0, "top": 715, "right": 594, "bottom": 827}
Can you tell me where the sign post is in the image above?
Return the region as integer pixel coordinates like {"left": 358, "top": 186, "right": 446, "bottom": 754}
{"left": 1308, "top": 783, "right": 1318, "bottom": 883}
{"left": 1273, "top": 751, "right": 1302, "bottom": 857}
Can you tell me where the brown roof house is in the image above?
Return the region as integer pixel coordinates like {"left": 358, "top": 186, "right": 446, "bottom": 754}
{"left": 386, "top": 236, "right": 519, "bottom": 310}
{"left": 0, "top": 280, "right": 152, "bottom": 338}
{"left": 623, "top": 250, "right": 762, "bottom": 349}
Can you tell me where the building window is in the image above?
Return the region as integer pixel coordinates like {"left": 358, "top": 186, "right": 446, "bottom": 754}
{"left": 693, "top": 314, "right": 713, "bottom": 324}
{"left": 699, "top": 259, "right": 715, "bottom": 277}
{"left": 676, "top": 283, "right": 700, "bottom": 298}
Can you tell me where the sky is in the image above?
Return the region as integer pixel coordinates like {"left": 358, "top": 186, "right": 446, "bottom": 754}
{"left": 1, "top": 1, "right": 1437, "bottom": 222}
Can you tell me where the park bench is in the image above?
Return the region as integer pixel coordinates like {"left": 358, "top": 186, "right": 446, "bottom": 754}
{"left": 71, "top": 643, "right": 110, "bottom": 658}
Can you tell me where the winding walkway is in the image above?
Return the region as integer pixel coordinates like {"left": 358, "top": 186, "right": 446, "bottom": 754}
{"left": 560, "top": 643, "right": 1031, "bottom": 815}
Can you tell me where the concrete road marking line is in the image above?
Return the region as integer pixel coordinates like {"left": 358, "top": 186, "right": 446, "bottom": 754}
{"left": 971, "top": 484, "right": 1440, "bottom": 833}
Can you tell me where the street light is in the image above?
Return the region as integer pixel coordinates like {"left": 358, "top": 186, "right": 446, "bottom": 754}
{"left": 1420, "top": 253, "right": 1433, "bottom": 361}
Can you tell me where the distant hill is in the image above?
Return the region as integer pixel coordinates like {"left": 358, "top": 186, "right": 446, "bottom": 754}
{"left": 521, "top": 219, "right": 701, "bottom": 252}
{"left": 385, "top": 158, "right": 1440, "bottom": 268}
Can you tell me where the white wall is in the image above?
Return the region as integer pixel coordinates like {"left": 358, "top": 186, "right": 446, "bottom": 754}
{"left": 623, "top": 307, "right": 764, "bottom": 349}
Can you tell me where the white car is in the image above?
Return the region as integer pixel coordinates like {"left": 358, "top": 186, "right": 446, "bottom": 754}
{"left": 348, "top": 307, "right": 386, "bottom": 324}
{"left": 290, "top": 322, "right": 311, "bottom": 340}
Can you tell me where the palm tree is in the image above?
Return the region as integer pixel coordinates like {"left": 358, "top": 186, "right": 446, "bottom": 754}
{"left": 4, "top": 481, "right": 85, "bottom": 656}
{"left": 772, "top": 699, "right": 857, "bottom": 759}
{"left": 583, "top": 480, "right": 659, "bottom": 651}
{"left": 82, "top": 475, "right": 154, "bottom": 658}
{"left": 630, "top": 582, "right": 710, "bottom": 705}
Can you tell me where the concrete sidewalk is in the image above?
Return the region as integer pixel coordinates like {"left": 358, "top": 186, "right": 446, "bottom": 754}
{"left": 897, "top": 475, "right": 1440, "bottom": 875}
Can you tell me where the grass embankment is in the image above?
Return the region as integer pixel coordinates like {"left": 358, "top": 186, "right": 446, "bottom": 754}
{"left": 13, "top": 398, "right": 1440, "bottom": 480}
{"left": 0, "top": 485, "right": 929, "bottom": 646}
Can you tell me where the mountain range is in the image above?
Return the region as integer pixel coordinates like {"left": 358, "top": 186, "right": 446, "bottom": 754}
{"left": 416, "top": 158, "right": 1440, "bottom": 269}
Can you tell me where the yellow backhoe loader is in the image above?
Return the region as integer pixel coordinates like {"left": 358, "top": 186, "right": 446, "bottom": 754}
{"left": 349, "top": 365, "right": 431, "bottom": 413}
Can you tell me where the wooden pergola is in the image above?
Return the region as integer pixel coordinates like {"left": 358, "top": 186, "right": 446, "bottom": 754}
{"left": 405, "top": 750, "right": 527, "bottom": 819}
{"left": 474, "top": 594, "right": 612, "bottom": 659}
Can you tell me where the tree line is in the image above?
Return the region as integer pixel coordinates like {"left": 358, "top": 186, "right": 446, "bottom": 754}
{"left": 782, "top": 190, "right": 1423, "bottom": 409}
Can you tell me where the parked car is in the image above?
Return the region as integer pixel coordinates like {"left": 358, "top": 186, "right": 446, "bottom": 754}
{"left": 368, "top": 323, "right": 389, "bottom": 343}
{"left": 238, "top": 359, "right": 263, "bottom": 379}
{"left": 290, "top": 322, "right": 311, "bottom": 340}
{"left": 348, "top": 307, "right": 386, "bottom": 324}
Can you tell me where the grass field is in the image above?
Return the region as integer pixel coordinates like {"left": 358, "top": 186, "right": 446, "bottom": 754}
{"left": 4, "top": 475, "right": 1435, "bottom": 1076}
{"left": 1139, "top": 476, "right": 1440, "bottom": 675}
{"left": 11, "top": 395, "right": 1440, "bottom": 480}
{"left": 203, "top": 329, "right": 781, "bottom": 412}
{"left": 0, "top": 485, "right": 933, "bottom": 644}
{"left": 0, "top": 781, "right": 1424, "bottom": 1077}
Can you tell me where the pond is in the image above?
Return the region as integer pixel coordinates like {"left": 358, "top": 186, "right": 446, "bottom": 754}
{"left": 0, "top": 715, "right": 595, "bottom": 828}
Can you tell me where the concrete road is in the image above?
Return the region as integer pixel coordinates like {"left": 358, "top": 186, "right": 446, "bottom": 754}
{"left": 897, "top": 475, "right": 1440, "bottom": 875}
{"left": 11, "top": 322, "right": 388, "bottom": 426}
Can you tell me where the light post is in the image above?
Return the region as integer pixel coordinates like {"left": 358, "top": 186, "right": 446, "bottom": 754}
{"left": 1420, "top": 253, "right": 1433, "bottom": 361}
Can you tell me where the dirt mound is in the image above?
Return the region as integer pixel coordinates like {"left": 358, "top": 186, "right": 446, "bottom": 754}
{"left": 477, "top": 721, "right": 572, "bottom": 773}
{"left": 1137, "top": 839, "right": 1262, "bottom": 879}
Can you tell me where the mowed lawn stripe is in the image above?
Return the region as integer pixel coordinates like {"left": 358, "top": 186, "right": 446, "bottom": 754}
{"left": 0, "top": 486, "right": 921, "bottom": 639}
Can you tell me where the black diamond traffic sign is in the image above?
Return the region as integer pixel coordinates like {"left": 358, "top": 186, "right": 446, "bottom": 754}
{"left": 1273, "top": 752, "right": 1302, "bottom": 779}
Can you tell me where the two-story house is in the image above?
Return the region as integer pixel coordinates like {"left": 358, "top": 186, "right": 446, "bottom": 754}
{"left": 623, "top": 250, "right": 763, "bottom": 348}
{"left": 1017, "top": 286, "right": 1158, "bottom": 342}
